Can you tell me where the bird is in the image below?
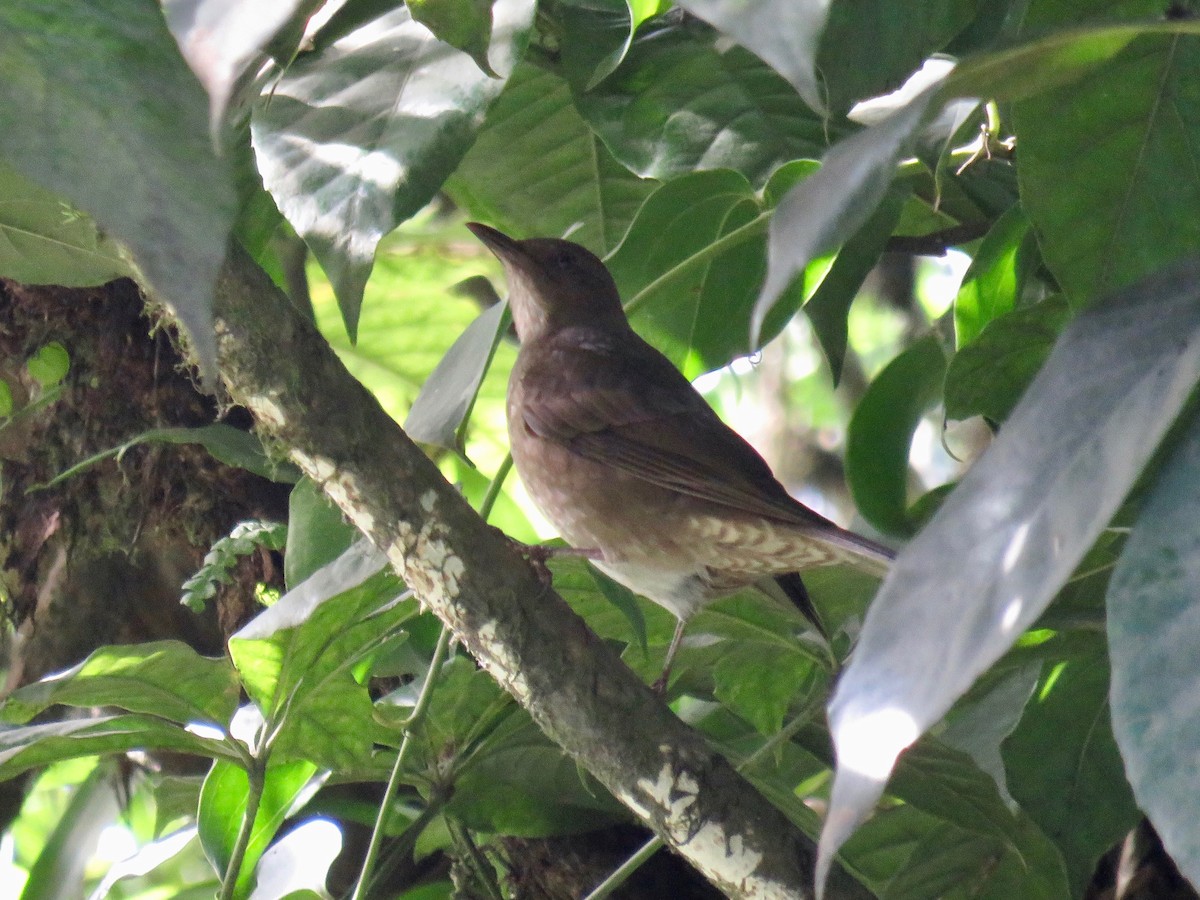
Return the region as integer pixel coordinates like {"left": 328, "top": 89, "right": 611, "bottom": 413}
{"left": 467, "top": 222, "right": 895, "bottom": 689}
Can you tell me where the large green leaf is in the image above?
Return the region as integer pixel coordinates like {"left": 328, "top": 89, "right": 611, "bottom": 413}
{"left": 251, "top": 0, "right": 535, "bottom": 337}
{"left": 1003, "top": 645, "right": 1139, "bottom": 894}
{"left": 2, "top": 641, "right": 238, "bottom": 728}
{"left": 944, "top": 296, "right": 1071, "bottom": 424}
{"left": 0, "top": 716, "right": 237, "bottom": 782}
{"left": 755, "top": 20, "right": 1196, "bottom": 344}
{"left": 230, "top": 541, "right": 416, "bottom": 768}
{"left": 404, "top": 301, "right": 508, "bottom": 453}
{"left": 608, "top": 169, "right": 767, "bottom": 375}
{"left": 557, "top": 0, "right": 640, "bottom": 92}
{"left": 407, "top": 0, "right": 497, "bottom": 76}
{"left": 451, "top": 734, "right": 625, "bottom": 835}
{"left": 198, "top": 758, "right": 319, "bottom": 899}
{"left": 1108, "top": 409, "right": 1200, "bottom": 892}
{"left": 284, "top": 477, "right": 359, "bottom": 590}
{"left": 18, "top": 764, "right": 115, "bottom": 900}
{"left": 448, "top": 62, "right": 655, "bottom": 255}
{"left": 819, "top": 262, "right": 1200, "bottom": 886}
{"left": 309, "top": 229, "right": 516, "bottom": 448}
{"left": 845, "top": 335, "right": 946, "bottom": 538}
{"left": 163, "top": 0, "right": 317, "bottom": 135}
{"left": 754, "top": 86, "right": 941, "bottom": 342}
{"left": 877, "top": 816, "right": 1068, "bottom": 900}
{"left": 574, "top": 21, "right": 833, "bottom": 187}
{"left": 953, "top": 204, "right": 1038, "bottom": 348}
{"left": 817, "top": 0, "right": 981, "bottom": 113}
{"left": 0, "top": 0, "right": 237, "bottom": 382}
{"left": 804, "top": 184, "right": 908, "bottom": 384}
{"left": 0, "top": 163, "right": 130, "bottom": 287}
{"left": 674, "top": 0, "right": 830, "bottom": 113}
{"left": 1015, "top": 33, "right": 1200, "bottom": 307}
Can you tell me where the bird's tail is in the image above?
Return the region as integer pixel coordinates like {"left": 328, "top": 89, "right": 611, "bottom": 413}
{"left": 812, "top": 524, "right": 895, "bottom": 579}
{"left": 759, "top": 573, "right": 828, "bottom": 639}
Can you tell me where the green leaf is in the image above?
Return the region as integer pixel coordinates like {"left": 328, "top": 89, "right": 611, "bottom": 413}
{"left": 821, "top": 261, "right": 1200, "bottom": 882}
{"left": 795, "top": 718, "right": 1071, "bottom": 897}
{"left": 878, "top": 815, "right": 1069, "bottom": 900}
{"left": 712, "top": 643, "right": 822, "bottom": 736}
{"left": 19, "top": 764, "right": 114, "bottom": 900}
{"left": 1014, "top": 33, "right": 1200, "bottom": 307}
{"left": 0, "top": 379, "right": 12, "bottom": 417}
{"left": 557, "top": 0, "right": 637, "bottom": 91}
{"left": 163, "top": 0, "right": 318, "bottom": 136}
{"left": 251, "top": 0, "right": 535, "bottom": 337}
{"left": 672, "top": 590, "right": 829, "bottom": 700}
{"left": 1004, "top": 646, "right": 1139, "bottom": 893}
{"left": 0, "top": 162, "right": 130, "bottom": 287}
{"left": 25, "top": 342, "right": 69, "bottom": 388}
{"left": 450, "top": 715, "right": 624, "bottom": 835}
{"left": 671, "top": 0, "right": 829, "bottom": 113}
{"left": 756, "top": 21, "right": 1200, "bottom": 346}
{"left": 953, "top": 204, "right": 1038, "bottom": 348}
{"left": 845, "top": 334, "right": 946, "bottom": 537}
{"left": 889, "top": 738, "right": 1019, "bottom": 846}
{"left": 817, "top": 0, "right": 981, "bottom": 113}
{"left": 448, "top": 62, "right": 655, "bottom": 255}
{"left": 404, "top": 301, "right": 508, "bottom": 452}
{"left": 545, "top": 554, "right": 659, "bottom": 654}
{"left": 1108, "top": 409, "right": 1200, "bottom": 891}
{"left": 805, "top": 184, "right": 909, "bottom": 384}
{"left": 608, "top": 169, "right": 766, "bottom": 375}
{"left": 407, "top": 0, "right": 497, "bottom": 76}
{"left": 230, "top": 542, "right": 415, "bottom": 768}
{"left": 284, "top": 478, "right": 357, "bottom": 590}
{"left": 310, "top": 229, "right": 516, "bottom": 429}
{"left": 0, "top": 0, "right": 238, "bottom": 383}
{"left": 198, "top": 758, "right": 319, "bottom": 899}
{"left": 0, "top": 715, "right": 237, "bottom": 782}
{"left": 37, "top": 424, "right": 298, "bottom": 489}
{"left": 2, "top": 640, "right": 238, "bottom": 728}
{"left": 754, "top": 86, "right": 940, "bottom": 342}
{"left": 944, "top": 296, "right": 1071, "bottom": 423}
{"left": 574, "top": 21, "right": 833, "bottom": 187}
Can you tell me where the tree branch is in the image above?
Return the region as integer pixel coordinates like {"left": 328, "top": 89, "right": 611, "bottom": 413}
{"left": 884, "top": 222, "right": 989, "bottom": 255}
{"left": 197, "top": 244, "right": 874, "bottom": 900}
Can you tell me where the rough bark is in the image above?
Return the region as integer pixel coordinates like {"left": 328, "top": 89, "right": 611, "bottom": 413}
{"left": 198, "top": 244, "right": 875, "bottom": 900}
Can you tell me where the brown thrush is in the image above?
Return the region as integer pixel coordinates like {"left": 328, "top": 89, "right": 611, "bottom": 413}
{"left": 467, "top": 223, "right": 893, "bottom": 687}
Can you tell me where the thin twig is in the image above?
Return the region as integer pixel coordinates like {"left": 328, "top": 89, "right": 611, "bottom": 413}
{"left": 219, "top": 760, "right": 265, "bottom": 900}
{"left": 351, "top": 625, "right": 453, "bottom": 900}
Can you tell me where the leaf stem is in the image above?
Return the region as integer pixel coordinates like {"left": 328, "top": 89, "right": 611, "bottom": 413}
{"left": 479, "top": 453, "right": 513, "bottom": 522}
{"left": 219, "top": 759, "right": 265, "bottom": 900}
{"left": 351, "top": 624, "right": 453, "bottom": 900}
{"left": 583, "top": 835, "right": 664, "bottom": 900}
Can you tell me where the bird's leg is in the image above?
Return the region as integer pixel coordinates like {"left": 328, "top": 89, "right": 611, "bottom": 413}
{"left": 651, "top": 618, "right": 688, "bottom": 694}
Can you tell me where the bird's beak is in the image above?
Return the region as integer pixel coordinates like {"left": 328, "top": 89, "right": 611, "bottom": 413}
{"left": 466, "top": 222, "right": 526, "bottom": 268}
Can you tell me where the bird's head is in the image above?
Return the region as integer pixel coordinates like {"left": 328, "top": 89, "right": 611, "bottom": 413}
{"left": 467, "top": 223, "right": 628, "bottom": 342}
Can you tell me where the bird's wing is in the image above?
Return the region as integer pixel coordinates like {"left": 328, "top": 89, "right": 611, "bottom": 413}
{"left": 518, "top": 330, "right": 894, "bottom": 569}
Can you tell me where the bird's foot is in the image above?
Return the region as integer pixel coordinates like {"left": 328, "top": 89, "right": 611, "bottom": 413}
{"left": 499, "top": 532, "right": 603, "bottom": 585}
{"left": 523, "top": 543, "right": 604, "bottom": 564}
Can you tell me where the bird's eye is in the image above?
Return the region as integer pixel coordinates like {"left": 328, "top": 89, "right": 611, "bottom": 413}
{"left": 554, "top": 250, "right": 575, "bottom": 271}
